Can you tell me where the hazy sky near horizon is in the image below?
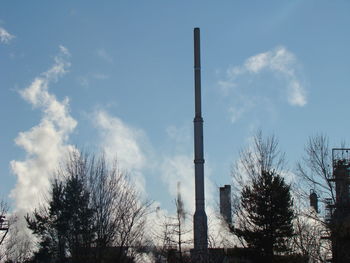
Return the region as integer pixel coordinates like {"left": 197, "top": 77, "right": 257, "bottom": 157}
{"left": 1, "top": 1, "right": 350, "bottom": 215}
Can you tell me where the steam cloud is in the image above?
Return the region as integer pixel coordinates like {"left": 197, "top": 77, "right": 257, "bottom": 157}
{"left": 94, "top": 110, "right": 148, "bottom": 194}
{"left": 10, "top": 46, "right": 76, "bottom": 212}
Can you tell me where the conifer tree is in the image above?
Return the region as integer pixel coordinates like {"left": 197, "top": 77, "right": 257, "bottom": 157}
{"left": 233, "top": 170, "right": 294, "bottom": 260}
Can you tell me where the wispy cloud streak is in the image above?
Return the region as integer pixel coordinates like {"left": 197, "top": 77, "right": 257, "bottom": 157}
{"left": 96, "top": 48, "right": 113, "bottom": 63}
{"left": 0, "top": 26, "right": 14, "bottom": 43}
{"left": 219, "top": 46, "right": 307, "bottom": 122}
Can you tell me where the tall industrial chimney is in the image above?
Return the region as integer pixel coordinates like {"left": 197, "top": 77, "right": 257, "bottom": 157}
{"left": 193, "top": 27, "right": 208, "bottom": 255}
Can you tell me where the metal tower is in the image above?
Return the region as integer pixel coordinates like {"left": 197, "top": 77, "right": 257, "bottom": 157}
{"left": 193, "top": 27, "right": 208, "bottom": 256}
{"left": 324, "top": 148, "right": 350, "bottom": 263}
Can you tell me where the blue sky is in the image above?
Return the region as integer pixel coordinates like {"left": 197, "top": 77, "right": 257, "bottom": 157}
{"left": 1, "top": 1, "right": 350, "bottom": 215}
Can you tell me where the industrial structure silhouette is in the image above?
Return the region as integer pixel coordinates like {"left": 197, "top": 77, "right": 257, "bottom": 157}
{"left": 322, "top": 148, "right": 350, "bottom": 262}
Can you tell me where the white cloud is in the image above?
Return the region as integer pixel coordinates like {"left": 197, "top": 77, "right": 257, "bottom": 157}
{"left": 77, "top": 73, "right": 108, "bottom": 88}
{"left": 165, "top": 124, "right": 192, "bottom": 153}
{"left": 244, "top": 52, "right": 269, "bottom": 73}
{"left": 218, "top": 46, "right": 307, "bottom": 122}
{"left": 288, "top": 79, "right": 306, "bottom": 106}
{"left": 9, "top": 47, "right": 76, "bottom": 254}
{"left": 93, "top": 73, "right": 109, "bottom": 80}
{"left": 96, "top": 48, "right": 113, "bottom": 63}
{"left": 228, "top": 95, "right": 256, "bottom": 123}
{"left": 10, "top": 46, "right": 76, "bottom": 212}
{"left": 161, "top": 154, "right": 195, "bottom": 213}
{"left": 0, "top": 26, "right": 14, "bottom": 44}
{"left": 161, "top": 124, "right": 216, "bottom": 214}
{"left": 94, "top": 110, "right": 148, "bottom": 193}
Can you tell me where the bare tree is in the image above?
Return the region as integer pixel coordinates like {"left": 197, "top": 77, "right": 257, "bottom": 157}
{"left": 151, "top": 183, "right": 191, "bottom": 263}
{"left": 2, "top": 215, "right": 33, "bottom": 263}
{"left": 0, "top": 199, "right": 9, "bottom": 261}
{"left": 296, "top": 134, "right": 334, "bottom": 203}
{"left": 0, "top": 199, "right": 8, "bottom": 217}
{"left": 289, "top": 206, "right": 331, "bottom": 263}
{"left": 295, "top": 135, "right": 343, "bottom": 262}
{"left": 173, "top": 182, "right": 191, "bottom": 262}
{"left": 112, "top": 179, "right": 151, "bottom": 261}
{"left": 231, "top": 131, "right": 285, "bottom": 195}
{"left": 0, "top": 199, "right": 9, "bottom": 246}
{"left": 0, "top": 198, "right": 32, "bottom": 263}
{"left": 88, "top": 153, "right": 152, "bottom": 263}
{"left": 152, "top": 213, "right": 174, "bottom": 260}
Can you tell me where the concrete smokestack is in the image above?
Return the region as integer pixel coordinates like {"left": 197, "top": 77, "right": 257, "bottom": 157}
{"left": 193, "top": 27, "right": 208, "bottom": 255}
{"left": 220, "top": 185, "right": 232, "bottom": 225}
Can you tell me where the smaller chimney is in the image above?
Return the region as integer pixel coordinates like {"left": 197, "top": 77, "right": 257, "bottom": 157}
{"left": 309, "top": 189, "right": 319, "bottom": 213}
{"left": 220, "top": 185, "right": 232, "bottom": 225}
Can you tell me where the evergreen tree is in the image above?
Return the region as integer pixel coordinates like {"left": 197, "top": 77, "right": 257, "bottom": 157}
{"left": 233, "top": 170, "right": 294, "bottom": 260}
{"left": 26, "top": 155, "right": 95, "bottom": 263}
{"left": 26, "top": 180, "right": 67, "bottom": 263}
{"left": 63, "top": 172, "right": 95, "bottom": 262}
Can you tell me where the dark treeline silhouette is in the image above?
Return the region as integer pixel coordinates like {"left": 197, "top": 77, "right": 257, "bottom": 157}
{"left": 1, "top": 134, "right": 350, "bottom": 262}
